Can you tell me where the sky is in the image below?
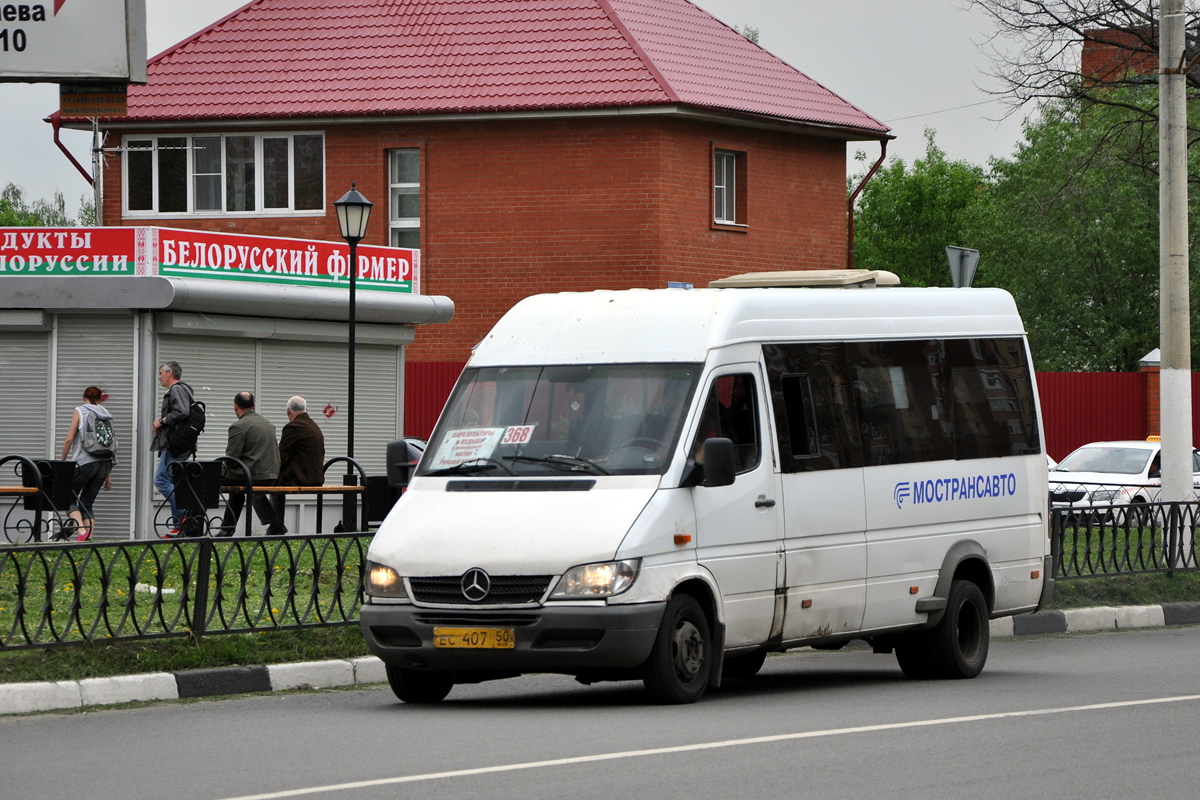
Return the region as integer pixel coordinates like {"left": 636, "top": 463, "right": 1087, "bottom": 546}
{"left": 0, "top": 0, "right": 1031, "bottom": 219}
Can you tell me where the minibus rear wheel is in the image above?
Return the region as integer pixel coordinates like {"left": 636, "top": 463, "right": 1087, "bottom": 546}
{"left": 643, "top": 594, "right": 711, "bottom": 704}
{"left": 927, "top": 579, "right": 989, "bottom": 679}
{"left": 386, "top": 665, "right": 453, "bottom": 704}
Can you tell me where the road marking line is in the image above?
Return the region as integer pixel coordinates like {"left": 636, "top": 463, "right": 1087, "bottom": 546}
{"left": 216, "top": 693, "right": 1200, "bottom": 800}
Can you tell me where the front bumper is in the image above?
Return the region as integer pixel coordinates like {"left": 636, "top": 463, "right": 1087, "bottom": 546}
{"left": 360, "top": 600, "right": 667, "bottom": 674}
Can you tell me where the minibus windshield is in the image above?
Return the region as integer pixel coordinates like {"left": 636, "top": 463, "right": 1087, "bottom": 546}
{"left": 419, "top": 364, "right": 701, "bottom": 477}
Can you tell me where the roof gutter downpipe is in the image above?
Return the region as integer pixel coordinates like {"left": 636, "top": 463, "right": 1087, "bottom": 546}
{"left": 846, "top": 138, "right": 888, "bottom": 270}
{"left": 51, "top": 115, "right": 94, "bottom": 186}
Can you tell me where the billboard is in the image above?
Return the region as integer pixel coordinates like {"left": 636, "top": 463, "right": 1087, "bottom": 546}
{"left": 0, "top": 227, "right": 421, "bottom": 294}
{"left": 0, "top": 0, "right": 146, "bottom": 83}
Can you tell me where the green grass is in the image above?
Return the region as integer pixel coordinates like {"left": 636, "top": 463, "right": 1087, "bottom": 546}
{"left": 1049, "top": 571, "right": 1200, "bottom": 608}
{"left": 0, "top": 625, "right": 371, "bottom": 685}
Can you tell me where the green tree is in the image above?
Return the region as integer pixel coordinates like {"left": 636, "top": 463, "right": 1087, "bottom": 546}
{"left": 962, "top": 95, "right": 1163, "bottom": 372}
{"left": 850, "top": 130, "right": 985, "bottom": 287}
{"left": 0, "top": 183, "right": 78, "bottom": 226}
{"left": 735, "top": 24, "right": 759, "bottom": 44}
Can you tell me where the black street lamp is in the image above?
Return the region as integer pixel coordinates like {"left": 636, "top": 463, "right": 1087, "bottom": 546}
{"left": 334, "top": 182, "right": 373, "bottom": 462}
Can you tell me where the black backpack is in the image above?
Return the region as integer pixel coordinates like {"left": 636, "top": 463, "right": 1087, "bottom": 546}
{"left": 167, "top": 383, "right": 206, "bottom": 457}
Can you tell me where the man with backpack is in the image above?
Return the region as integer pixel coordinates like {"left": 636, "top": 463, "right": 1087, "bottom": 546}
{"left": 151, "top": 361, "right": 198, "bottom": 533}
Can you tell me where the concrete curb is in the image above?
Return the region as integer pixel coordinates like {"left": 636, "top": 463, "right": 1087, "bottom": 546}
{"left": 0, "top": 655, "right": 389, "bottom": 716}
{"left": 3, "top": 602, "right": 1199, "bottom": 715}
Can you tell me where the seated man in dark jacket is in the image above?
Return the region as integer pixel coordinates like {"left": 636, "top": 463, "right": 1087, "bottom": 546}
{"left": 218, "top": 391, "right": 288, "bottom": 536}
{"left": 271, "top": 396, "right": 326, "bottom": 519}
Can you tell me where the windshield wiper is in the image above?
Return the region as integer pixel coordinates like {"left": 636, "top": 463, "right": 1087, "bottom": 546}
{"left": 425, "top": 457, "right": 516, "bottom": 476}
{"left": 505, "top": 454, "right": 611, "bottom": 475}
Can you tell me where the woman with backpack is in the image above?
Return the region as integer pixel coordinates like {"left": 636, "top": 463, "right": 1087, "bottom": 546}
{"left": 58, "top": 386, "right": 117, "bottom": 541}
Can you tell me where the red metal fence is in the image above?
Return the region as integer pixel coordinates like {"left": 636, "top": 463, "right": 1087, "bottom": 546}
{"left": 1036, "top": 372, "right": 1148, "bottom": 460}
{"left": 406, "top": 363, "right": 1190, "bottom": 461}
{"left": 404, "top": 361, "right": 463, "bottom": 439}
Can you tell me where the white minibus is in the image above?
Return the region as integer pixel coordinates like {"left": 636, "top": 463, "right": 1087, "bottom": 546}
{"left": 361, "top": 271, "right": 1053, "bottom": 704}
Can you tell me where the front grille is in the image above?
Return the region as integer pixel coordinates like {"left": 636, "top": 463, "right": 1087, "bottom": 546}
{"left": 1051, "top": 488, "right": 1086, "bottom": 503}
{"left": 413, "top": 612, "right": 541, "bottom": 627}
{"left": 409, "top": 575, "right": 553, "bottom": 605}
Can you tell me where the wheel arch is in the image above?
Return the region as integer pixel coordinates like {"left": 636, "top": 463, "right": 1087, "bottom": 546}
{"left": 926, "top": 540, "right": 994, "bottom": 627}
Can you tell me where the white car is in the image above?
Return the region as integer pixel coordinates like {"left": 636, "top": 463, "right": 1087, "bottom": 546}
{"left": 1048, "top": 439, "right": 1200, "bottom": 523}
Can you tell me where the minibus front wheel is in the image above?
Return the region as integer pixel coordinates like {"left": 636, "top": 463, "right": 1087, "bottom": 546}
{"left": 386, "top": 665, "right": 454, "bottom": 704}
{"left": 642, "top": 594, "right": 712, "bottom": 704}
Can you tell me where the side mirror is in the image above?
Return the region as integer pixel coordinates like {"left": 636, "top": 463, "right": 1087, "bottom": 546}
{"left": 679, "top": 437, "right": 736, "bottom": 488}
{"left": 386, "top": 438, "right": 425, "bottom": 488}
{"left": 702, "top": 438, "right": 736, "bottom": 487}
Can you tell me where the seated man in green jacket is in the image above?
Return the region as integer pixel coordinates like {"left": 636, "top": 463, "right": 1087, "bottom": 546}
{"left": 218, "top": 391, "right": 288, "bottom": 536}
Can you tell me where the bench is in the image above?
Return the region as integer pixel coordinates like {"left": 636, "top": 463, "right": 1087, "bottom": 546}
{"left": 219, "top": 484, "right": 367, "bottom": 533}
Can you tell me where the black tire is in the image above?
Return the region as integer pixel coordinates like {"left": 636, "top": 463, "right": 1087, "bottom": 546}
{"left": 927, "top": 580, "right": 989, "bottom": 679}
{"left": 1128, "top": 498, "right": 1148, "bottom": 530}
{"left": 722, "top": 649, "right": 767, "bottom": 680}
{"left": 894, "top": 631, "right": 936, "bottom": 679}
{"left": 385, "top": 664, "right": 453, "bottom": 704}
{"left": 642, "top": 594, "right": 711, "bottom": 704}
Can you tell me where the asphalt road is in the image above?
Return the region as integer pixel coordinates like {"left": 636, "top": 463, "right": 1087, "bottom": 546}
{"left": 5, "top": 626, "right": 1200, "bottom": 800}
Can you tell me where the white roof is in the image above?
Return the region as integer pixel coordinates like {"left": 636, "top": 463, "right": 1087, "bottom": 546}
{"left": 470, "top": 286, "right": 1026, "bottom": 366}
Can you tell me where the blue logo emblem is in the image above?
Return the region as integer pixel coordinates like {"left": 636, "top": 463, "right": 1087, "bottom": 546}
{"left": 894, "top": 482, "right": 911, "bottom": 509}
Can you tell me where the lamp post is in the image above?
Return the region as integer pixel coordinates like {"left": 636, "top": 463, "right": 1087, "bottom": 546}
{"left": 334, "top": 183, "right": 373, "bottom": 463}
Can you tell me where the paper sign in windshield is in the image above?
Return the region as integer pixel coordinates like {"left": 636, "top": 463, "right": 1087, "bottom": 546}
{"left": 430, "top": 427, "right": 506, "bottom": 469}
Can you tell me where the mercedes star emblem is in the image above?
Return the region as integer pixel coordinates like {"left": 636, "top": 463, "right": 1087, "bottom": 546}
{"left": 460, "top": 568, "right": 491, "bottom": 602}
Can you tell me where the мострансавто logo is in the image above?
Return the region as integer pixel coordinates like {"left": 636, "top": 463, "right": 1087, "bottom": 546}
{"left": 894, "top": 473, "right": 1017, "bottom": 509}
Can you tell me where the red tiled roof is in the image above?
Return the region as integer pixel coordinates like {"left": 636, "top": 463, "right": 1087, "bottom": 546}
{"left": 115, "top": 0, "right": 886, "bottom": 137}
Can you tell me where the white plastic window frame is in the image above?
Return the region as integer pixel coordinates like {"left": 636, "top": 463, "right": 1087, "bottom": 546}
{"left": 714, "top": 149, "right": 738, "bottom": 224}
{"left": 121, "top": 131, "right": 326, "bottom": 218}
{"left": 388, "top": 148, "right": 421, "bottom": 249}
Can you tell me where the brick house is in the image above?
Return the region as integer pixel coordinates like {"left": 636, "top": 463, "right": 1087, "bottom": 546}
{"left": 1080, "top": 26, "right": 1158, "bottom": 82}
{"left": 62, "top": 0, "right": 889, "bottom": 436}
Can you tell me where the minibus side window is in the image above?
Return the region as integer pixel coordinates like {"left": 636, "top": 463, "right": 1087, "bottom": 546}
{"left": 946, "top": 338, "right": 1041, "bottom": 458}
{"left": 845, "top": 340, "right": 954, "bottom": 466}
{"left": 692, "top": 374, "right": 760, "bottom": 473}
{"left": 764, "top": 343, "right": 862, "bottom": 472}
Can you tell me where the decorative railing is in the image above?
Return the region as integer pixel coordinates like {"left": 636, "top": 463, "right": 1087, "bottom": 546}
{"left": 0, "top": 534, "right": 371, "bottom": 650}
{"left": 1051, "top": 497, "right": 1199, "bottom": 578}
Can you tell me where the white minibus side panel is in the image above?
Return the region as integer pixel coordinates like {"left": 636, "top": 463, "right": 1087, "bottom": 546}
{"left": 860, "top": 458, "right": 1044, "bottom": 631}
{"left": 778, "top": 469, "right": 868, "bottom": 641}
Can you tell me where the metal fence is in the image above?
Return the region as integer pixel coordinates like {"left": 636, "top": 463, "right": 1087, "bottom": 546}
{"left": 1052, "top": 499, "right": 1200, "bottom": 578}
{"left": 0, "top": 534, "right": 371, "bottom": 650}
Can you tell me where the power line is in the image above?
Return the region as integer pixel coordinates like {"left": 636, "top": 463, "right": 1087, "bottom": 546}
{"left": 883, "top": 98, "right": 1001, "bottom": 123}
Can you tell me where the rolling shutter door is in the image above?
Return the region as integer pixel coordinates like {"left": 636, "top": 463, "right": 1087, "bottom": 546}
{"left": 260, "top": 340, "right": 400, "bottom": 478}
{"left": 54, "top": 314, "right": 136, "bottom": 536}
{"left": 0, "top": 332, "right": 51, "bottom": 486}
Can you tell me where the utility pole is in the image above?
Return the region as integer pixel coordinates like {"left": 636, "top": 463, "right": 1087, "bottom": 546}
{"left": 91, "top": 119, "right": 103, "bottom": 226}
{"left": 1159, "top": 0, "right": 1192, "bottom": 505}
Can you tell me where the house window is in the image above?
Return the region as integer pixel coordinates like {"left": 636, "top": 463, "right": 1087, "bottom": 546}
{"left": 123, "top": 132, "right": 324, "bottom": 216}
{"left": 389, "top": 149, "right": 420, "bottom": 249}
{"left": 714, "top": 149, "right": 746, "bottom": 226}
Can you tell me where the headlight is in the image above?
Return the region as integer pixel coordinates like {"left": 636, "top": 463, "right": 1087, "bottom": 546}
{"left": 364, "top": 560, "right": 408, "bottom": 598}
{"left": 550, "top": 559, "right": 640, "bottom": 599}
{"left": 1090, "top": 489, "right": 1119, "bottom": 502}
